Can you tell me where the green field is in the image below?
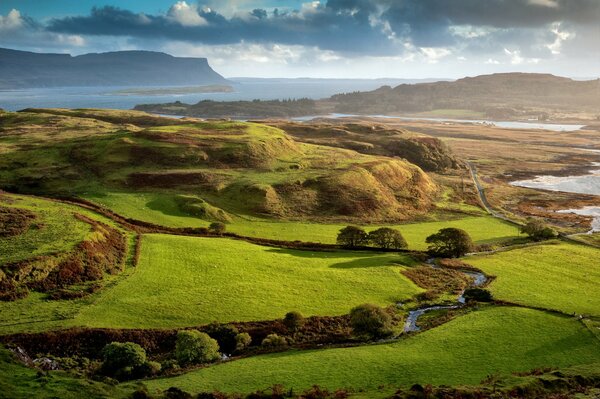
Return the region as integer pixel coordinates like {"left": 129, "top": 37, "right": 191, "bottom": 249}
{"left": 85, "top": 191, "right": 520, "bottom": 250}
{"left": 146, "top": 306, "right": 600, "bottom": 394}
{"left": 0, "top": 195, "right": 91, "bottom": 264}
{"left": 73, "top": 234, "right": 422, "bottom": 328}
{"left": 467, "top": 242, "right": 600, "bottom": 316}
{"left": 0, "top": 346, "right": 133, "bottom": 399}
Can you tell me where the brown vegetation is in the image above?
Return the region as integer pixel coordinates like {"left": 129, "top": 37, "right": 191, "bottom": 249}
{"left": 0, "top": 206, "right": 36, "bottom": 237}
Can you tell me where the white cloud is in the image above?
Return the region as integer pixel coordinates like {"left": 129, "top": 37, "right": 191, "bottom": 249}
{"left": 504, "top": 48, "right": 540, "bottom": 64}
{"left": 0, "top": 9, "right": 24, "bottom": 31}
{"left": 420, "top": 47, "right": 452, "bottom": 63}
{"left": 528, "top": 0, "right": 559, "bottom": 8}
{"left": 168, "top": 1, "right": 207, "bottom": 26}
{"left": 485, "top": 58, "right": 500, "bottom": 64}
{"left": 546, "top": 23, "right": 574, "bottom": 55}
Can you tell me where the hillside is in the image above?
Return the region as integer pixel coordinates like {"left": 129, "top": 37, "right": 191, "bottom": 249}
{"left": 0, "top": 48, "right": 228, "bottom": 89}
{"left": 330, "top": 73, "right": 600, "bottom": 119}
{"left": 0, "top": 108, "right": 439, "bottom": 222}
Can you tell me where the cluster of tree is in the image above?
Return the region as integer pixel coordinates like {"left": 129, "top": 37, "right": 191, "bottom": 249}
{"left": 336, "top": 226, "right": 407, "bottom": 249}
{"left": 425, "top": 227, "right": 474, "bottom": 258}
{"left": 349, "top": 303, "right": 393, "bottom": 340}
{"left": 520, "top": 219, "right": 558, "bottom": 241}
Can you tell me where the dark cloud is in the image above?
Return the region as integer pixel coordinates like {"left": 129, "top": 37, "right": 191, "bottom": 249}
{"left": 36, "top": 0, "right": 600, "bottom": 57}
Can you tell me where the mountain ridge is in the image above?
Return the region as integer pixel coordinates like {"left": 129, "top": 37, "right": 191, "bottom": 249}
{"left": 0, "top": 47, "right": 229, "bottom": 89}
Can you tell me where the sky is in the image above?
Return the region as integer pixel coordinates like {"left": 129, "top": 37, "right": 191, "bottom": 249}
{"left": 0, "top": 0, "right": 598, "bottom": 79}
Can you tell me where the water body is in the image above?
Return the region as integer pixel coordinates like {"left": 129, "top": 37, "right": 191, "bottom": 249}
{"left": 511, "top": 161, "right": 600, "bottom": 233}
{"left": 403, "top": 261, "right": 488, "bottom": 333}
{"left": 0, "top": 78, "right": 421, "bottom": 111}
{"left": 294, "top": 113, "right": 585, "bottom": 132}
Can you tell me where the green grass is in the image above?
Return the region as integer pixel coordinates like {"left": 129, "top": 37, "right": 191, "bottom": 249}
{"left": 73, "top": 235, "right": 422, "bottom": 328}
{"left": 145, "top": 306, "right": 600, "bottom": 395}
{"left": 467, "top": 242, "right": 600, "bottom": 316}
{"left": 84, "top": 191, "right": 520, "bottom": 250}
{"left": 0, "top": 195, "right": 91, "bottom": 264}
{"left": 0, "top": 346, "right": 134, "bottom": 399}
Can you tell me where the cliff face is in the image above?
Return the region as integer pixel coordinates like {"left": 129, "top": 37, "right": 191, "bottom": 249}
{"left": 0, "top": 48, "right": 229, "bottom": 88}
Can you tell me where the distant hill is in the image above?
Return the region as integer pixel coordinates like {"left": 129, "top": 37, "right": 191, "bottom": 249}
{"left": 0, "top": 48, "right": 229, "bottom": 89}
{"left": 330, "top": 73, "right": 600, "bottom": 119}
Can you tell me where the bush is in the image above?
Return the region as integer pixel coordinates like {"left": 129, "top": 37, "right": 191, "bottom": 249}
{"left": 336, "top": 226, "right": 368, "bottom": 248}
{"left": 234, "top": 332, "right": 252, "bottom": 352}
{"left": 261, "top": 334, "right": 287, "bottom": 348}
{"left": 283, "top": 311, "right": 305, "bottom": 332}
{"left": 208, "top": 222, "right": 226, "bottom": 234}
{"left": 204, "top": 323, "right": 239, "bottom": 355}
{"left": 426, "top": 228, "right": 474, "bottom": 258}
{"left": 175, "top": 330, "right": 220, "bottom": 365}
{"left": 463, "top": 288, "right": 493, "bottom": 302}
{"left": 521, "top": 219, "right": 558, "bottom": 241}
{"left": 349, "top": 304, "right": 393, "bottom": 339}
{"left": 101, "top": 342, "right": 147, "bottom": 376}
{"left": 368, "top": 227, "right": 407, "bottom": 250}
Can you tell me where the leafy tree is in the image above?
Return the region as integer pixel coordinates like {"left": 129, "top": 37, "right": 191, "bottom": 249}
{"left": 520, "top": 219, "right": 557, "bottom": 241}
{"left": 261, "top": 333, "right": 288, "bottom": 347}
{"left": 425, "top": 228, "right": 474, "bottom": 258}
{"left": 102, "top": 342, "right": 146, "bottom": 375}
{"left": 336, "top": 226, "right": 368, "bottom": 248}
{"left": 209, "top": 222, "right": 226, "bottom": 235}
{"left": 463, "top": 287, "right": 493, "bottom": 302}
{"left": 234, "top": 332, "right": 252, "bottom": 352}
{"left": 283, "top": 311, "right": 305, "bottom": 333}
{"left": 368, "top": 227, "right": 407, "bottom": 249}
{"left": 349, "top": 303, "right": 393, "bottom": 339}
{"left": 175, "top": 330, "right": 220, "bottom": 365}
{"left": 204, "top": 322, "right": 239, "bottom": 355}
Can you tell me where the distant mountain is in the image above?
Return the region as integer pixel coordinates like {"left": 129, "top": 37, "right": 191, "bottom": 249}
{"left": 0, "top": 48, "right": 229, "bottom": 89}
{"left": 330, "top": 73, "right": 600, "bottom": 118}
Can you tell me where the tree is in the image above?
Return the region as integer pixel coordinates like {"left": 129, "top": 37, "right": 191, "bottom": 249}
{"left": 234, "top": 332, "right": 252, "bottom": 352}
{"left": 204, "top": 322, "right": 239, "bottom": 355}
{"left": 368, "top": 227, "right": 407, "bottom": 249}
{"left": 283, "top": 311, "right": 305, "bottom": 333}
{"left": 425, "top": 228, "right": 473, "bottom": 258}
{"left": 463, "top": 287, "right": 493, "bottom": 302}
{"left": 521, "top": 219, "right": 557, "bottom": 241}
{"left": 261, "top": 333, "right": 287, "bottom": 347}
{"left": 349, "top": 303, "right": 392, "bottom": 339}
{"left": 175, "top": 330, "right": 220, "bottom": 365}
{"left": 336, "top": 226, "right": 368, "bottom": 248}
{"left": 209, "top": 222, "right": 226, "bottom": 235}
{"left": 100, "top": 342, "right": 147, "bottom": 377}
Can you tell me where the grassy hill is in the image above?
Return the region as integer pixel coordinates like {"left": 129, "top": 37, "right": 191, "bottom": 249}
{"left": 0, "top": 109, "right": 438, "bottom": 223}
{"left": 467, "top": 241, "right": 600, "bottom": 316}
{"left": 146, "top": 306, "right": 600, "bottom": 394}
{"left": 330, "top": 73, "right": 600, "bottom": 119}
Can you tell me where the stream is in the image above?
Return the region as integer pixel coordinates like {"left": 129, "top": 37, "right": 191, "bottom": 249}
{"left": 403, "top": 260, "right": 488, "bottom": 333}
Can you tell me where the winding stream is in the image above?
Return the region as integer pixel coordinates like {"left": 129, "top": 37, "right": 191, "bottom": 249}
{"left": 403, "top": 261, "right": 488, "bottom": 333}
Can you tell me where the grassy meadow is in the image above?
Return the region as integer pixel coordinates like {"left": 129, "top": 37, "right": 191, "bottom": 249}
{"left": 467, "top": 241, "right": 600, "bottom": 316}
{"left": 85, "top": 191, "right": 521, "bottom": 250}
{"left": 146, "top": 306, "right": 600, "bottom": 394}
{"left": 73, "top": 234, "right": 422, "bottom": 328}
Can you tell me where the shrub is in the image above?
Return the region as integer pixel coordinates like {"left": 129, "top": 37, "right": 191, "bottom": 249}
{"left": 521, "top": 219, "right": 558, "bottom": 241}
{"left": 234, "top": 332, "right": 252, "bottom": 352}
{"left": 136, "top": 360, "right": 162, "bottom": 377}
{"left": 463, "top": 288, "right": 493, "bottom": 302}
{"left": 208, "top": 222, "right": 226, "bottom": 235}
{"left": 204, "top": 323, "right": 239, "bottom": 355}
{"left": 175, "top": 330, "right": 220, "bottom": 365}
{"left": 283, "top": 311, "right": 305, "bottom": 332}
{"left": 101, "top": 342, "right": 147, "bottom": 376}
{"left": 368, "top": 227, "right": 407, "bottom": 250}
{"left": 426, "top": 228, "right": 474, "bottom": 258}
{"left": 336, "top": 226, "right": 368, "bottom": 248}
{"left": 261, "top": 334, "right": 287, "bottom": 348}
{"left": 349, "top": 304, "right": 393, "bottom": 339}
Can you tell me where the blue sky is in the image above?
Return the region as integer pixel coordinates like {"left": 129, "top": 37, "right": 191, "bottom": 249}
{"left": 0, "top": 1, "right": 598, "bottom": 78}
